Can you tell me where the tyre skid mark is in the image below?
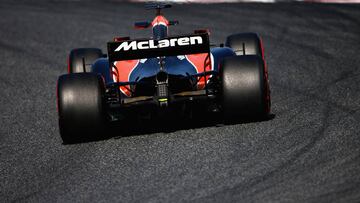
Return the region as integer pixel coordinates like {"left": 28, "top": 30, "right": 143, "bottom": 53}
{"left": 197, "top": 105, "right": 330, "bottom": 201}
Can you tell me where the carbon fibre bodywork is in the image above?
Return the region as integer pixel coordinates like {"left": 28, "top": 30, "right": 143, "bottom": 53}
{"left": 92, "top": 47, "right": 235, "bottom": 92}
{"left": 91, "top": 46, "right": 235, "bottom": 120}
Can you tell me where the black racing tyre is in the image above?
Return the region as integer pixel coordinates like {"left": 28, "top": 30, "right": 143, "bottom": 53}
{"left": 57, "top": 73, "right": 106, "bottom": 144}
{"left": 220, "top": 55, "right": 270, "bottom": 122}
{"left": 68, "top": 48, "right": 103, "bottom": 73}
{"left": 225, "top": 33, "right": 263, "bottom": 58}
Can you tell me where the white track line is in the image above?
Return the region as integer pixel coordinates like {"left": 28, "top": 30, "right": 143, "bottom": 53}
{"left": 130, "top": 0, "right": 276, "bottom": 3}
{"left": 130, "top": 0, "right": 360, "bottom": 3}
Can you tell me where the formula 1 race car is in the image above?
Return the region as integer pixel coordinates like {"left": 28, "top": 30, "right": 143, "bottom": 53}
{"left": 56, "top": 3, "right": 271, "bottom": 144}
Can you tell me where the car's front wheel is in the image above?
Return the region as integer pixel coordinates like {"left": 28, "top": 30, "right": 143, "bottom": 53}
{"left": 68, "top": 48, "right": 103, "bottom": 73}
{"left": 225, "top": 33, "right": 264, "bottom": 58}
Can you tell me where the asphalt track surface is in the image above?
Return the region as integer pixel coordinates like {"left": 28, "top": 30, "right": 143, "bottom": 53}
{"left": 1, "top": 1, "right": 360, "bottom": 202}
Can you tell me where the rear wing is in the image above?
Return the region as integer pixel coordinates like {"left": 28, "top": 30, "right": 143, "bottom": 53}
{"left": 107, "top": 33, "right": 210, "bottom": 62}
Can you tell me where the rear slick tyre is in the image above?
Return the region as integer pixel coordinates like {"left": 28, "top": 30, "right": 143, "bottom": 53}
{"left": 220, "top": 55, "right": 270, "bottom": 122}
{"left": 57, "top": 73, "right": 106, "bottom": 144}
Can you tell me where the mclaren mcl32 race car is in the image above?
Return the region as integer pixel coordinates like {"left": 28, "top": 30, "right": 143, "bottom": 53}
{"left": 56, "top": 3, "right": 271, "bottom": 144}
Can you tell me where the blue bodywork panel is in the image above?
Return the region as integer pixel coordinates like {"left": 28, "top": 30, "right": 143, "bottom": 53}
{"left": 92, "top": 47, "right": 235, "bottom": 85}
